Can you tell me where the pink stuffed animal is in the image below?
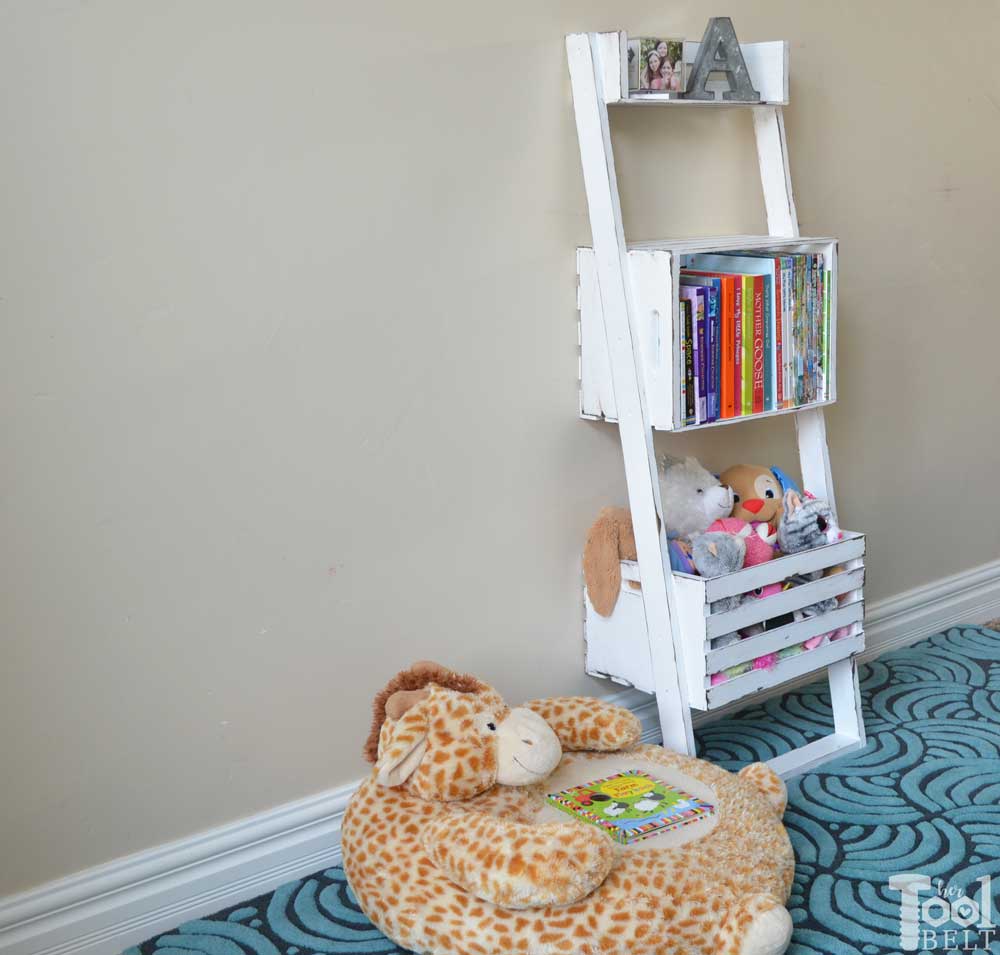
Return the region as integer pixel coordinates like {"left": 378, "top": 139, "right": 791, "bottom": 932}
{"left": 707, "top": 517, "right": 776, "bottom": 567}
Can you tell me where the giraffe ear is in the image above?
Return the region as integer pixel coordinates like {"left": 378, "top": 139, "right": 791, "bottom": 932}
{"left": 375, "top": 708, "right": 429, "bottom": 787}
{"left": 384, "top": 687, "right": 430, "bottom": 720}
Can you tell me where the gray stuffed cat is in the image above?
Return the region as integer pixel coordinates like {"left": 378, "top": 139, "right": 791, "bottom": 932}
{"left": 690, "top": 533, "right": 748, "bottom": 649}
{"left": 777, "top": 490, "right": 841, "bottom": 615}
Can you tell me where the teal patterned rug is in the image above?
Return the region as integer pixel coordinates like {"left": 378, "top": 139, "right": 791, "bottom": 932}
{"left": 126, "top": 626, "right": 1000, "bottom": 955}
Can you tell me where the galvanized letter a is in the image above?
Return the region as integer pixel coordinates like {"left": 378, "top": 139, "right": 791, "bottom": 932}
{"left": 684, "top": 17, "right": 761, "bottom": 102}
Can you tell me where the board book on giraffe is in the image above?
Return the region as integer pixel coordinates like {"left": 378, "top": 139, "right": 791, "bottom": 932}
{"left": 546, "top": 769, "right": 715, "bottom": 845}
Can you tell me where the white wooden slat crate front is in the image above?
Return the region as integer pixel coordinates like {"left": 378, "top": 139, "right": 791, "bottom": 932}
{"left": 585, "top": 533, "right": 866, "bottom": 711}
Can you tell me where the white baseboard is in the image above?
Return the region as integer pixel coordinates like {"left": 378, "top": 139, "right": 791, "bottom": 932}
{"left": 4, "top": 556, "right": 1000, "bottom": 955}
{"left": 0, "top": 783, "right": 355, "bottom": 955}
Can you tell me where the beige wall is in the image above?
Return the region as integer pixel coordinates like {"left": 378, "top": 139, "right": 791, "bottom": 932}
{"left": 2, "top": 0, "right": 999, "bottom": 896}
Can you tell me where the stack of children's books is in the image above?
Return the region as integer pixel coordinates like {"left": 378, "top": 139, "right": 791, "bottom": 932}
{"left": 677, "top": 249, "right": 832, "bottom": 425}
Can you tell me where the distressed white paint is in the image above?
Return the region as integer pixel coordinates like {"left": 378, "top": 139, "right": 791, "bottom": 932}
{"left": 752, "top": 106, "right": 799, "bottom": 237}
{"left": 584, "top": 586, "right": 655, "bottom": 694}
{"left": 577, "top": 247, "right": 616, "bottom": 420}
{"left": 795, "top": 409, "right": 838, "bottom": 518}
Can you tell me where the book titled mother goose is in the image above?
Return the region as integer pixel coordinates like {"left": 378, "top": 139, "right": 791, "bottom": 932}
{"left": 546, "top": 768, "right": 715, "bottom": 845}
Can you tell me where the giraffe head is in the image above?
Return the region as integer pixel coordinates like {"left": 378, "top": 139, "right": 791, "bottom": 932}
{"left": 363, "top": 661, "right": 562, "bottom": 801}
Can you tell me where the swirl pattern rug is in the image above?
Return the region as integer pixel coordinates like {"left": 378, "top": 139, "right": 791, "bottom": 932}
{"left": 125, "top": 626, "right": 1000, "bottom": 955}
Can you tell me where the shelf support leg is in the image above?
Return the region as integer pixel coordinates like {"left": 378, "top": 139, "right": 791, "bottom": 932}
{"left": 794, "top": 408, "right": 837, "bottom": 519}
{"left": 828, "top": 656, "right": 866, "bottom": 743}
{"left": 567, "top": 33, "right": 695, "bottom": 755}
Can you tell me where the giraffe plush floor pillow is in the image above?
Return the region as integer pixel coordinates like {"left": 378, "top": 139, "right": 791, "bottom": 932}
{"left": 342, "top": 662, "right": 795, "bottom": 955}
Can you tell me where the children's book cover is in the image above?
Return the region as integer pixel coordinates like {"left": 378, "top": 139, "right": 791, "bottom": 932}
{"left": 679, "top": 286, "right": 701, "bottom": 424}
{"left": 683, "top": 271, "right": 732, "bottom": 419}
{"left": 546, "top": 769, "right": 715, "bottom": 845}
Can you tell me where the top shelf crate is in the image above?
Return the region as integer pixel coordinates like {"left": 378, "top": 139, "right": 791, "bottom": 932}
{"left": 596, "top": 32, "right": 788, "bottom": 106}
{"left": 577, "top": 234, "right": 837, "bottom": 432}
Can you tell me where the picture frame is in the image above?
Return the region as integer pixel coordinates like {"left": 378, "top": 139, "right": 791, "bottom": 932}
{"left": 627, "top": 37, "right": 686, "bottom": 94}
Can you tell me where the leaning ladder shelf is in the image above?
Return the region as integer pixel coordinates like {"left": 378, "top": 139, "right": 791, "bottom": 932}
{"left": 567, "top": 31, "right": 866, "bottom": 779}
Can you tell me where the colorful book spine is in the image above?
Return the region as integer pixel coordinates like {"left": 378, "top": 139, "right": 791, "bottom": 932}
{"left": 694, "top": 280, "right": 721, "bottom": 422}
{"left": 773, "top": 257, "right": 783, "bottom": 410}
{"left": 741, "top": 274, "right": 753, "bottom": 416}
{"left": 719, "top": 277, "right": 735, "bottom": 418}
{"left": 678, "top": 299, "right": 688, "bottom": 423}
{"left": 823, "top": 268, "right": 832, "bottom": 399}
{"left": 679, "top": 289, "right": 698, "bottom": 425}
{"left": 695, "top": 289, "right": 707, "bottom": 423}
{"left": 709, "top": 285, "right": 721, "bottom": 422}
{"left": 794, "top": 255, "right": 805, "bottom": 406}
{"left": 782, "top": 256, "right": 793, "bottom": 408}
{"left": 733, "top": 278, "right": 742, "bottom": 416}
{"left": 751, "top": 275, "right": 764, "bottom": 415}
{"left": 682, "top": 272, "right": 733, "bottom": 419}
{"left": 761, "top": 274, "right": 773, "bottom": 411}
{"left": 805, "top": 254, "right": 814, "bottom": 403}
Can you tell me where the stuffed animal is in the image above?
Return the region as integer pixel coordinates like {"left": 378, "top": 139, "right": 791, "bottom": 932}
{"left": 583, "top": 456, "right": 733, "bottom": 615}
{"left": 343, "top": 661, "right": 796, "bottom": 955}
{"left": 719, "top": 464, "right": 786, "bottom": 529}
{"left": 778, "top": 489, "right": 851, "bottom": 639}
{"left": 582, "top": 506, "right": 640, "bottom": 617}
{"left": 691, "top": 531, "right": 746, "bottom": 580}
{"left": 707, "top": 516, "right": 775, "bottom": 567}
{"left": 776, "top": 490, "right": 843, "bottom": 555}
{"left": 660, "top": 454, "right": 734, "bottom": 539}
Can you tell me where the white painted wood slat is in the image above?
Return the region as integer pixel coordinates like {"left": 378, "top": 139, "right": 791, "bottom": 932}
{"left": 699, "top": 533, "right": 865, "bottom": 601}
{"left": 705, "top": 568, "right": 865, "bottom": 639}
{"left": 706, "top": 632, "right": 865, "bottom": 709}
{"left": 706, "top": 600, "right": 864, "bottom": 673}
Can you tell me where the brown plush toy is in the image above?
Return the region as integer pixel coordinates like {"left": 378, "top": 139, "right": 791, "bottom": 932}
{"left": 719, "top": 464, "right": 785, "bottom": 529}
{"left": 342, "top": 661, "right": 796, "bottom": 955}
{"left": 582, "top": 507, "right": 640, "bottom": 616}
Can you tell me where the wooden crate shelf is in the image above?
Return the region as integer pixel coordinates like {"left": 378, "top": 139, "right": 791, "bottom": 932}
{"left": 577, "top": 235, "right": 838, "bottom": 431}
{"left": 585, "top": 533, "right": 865, "bottom": 711}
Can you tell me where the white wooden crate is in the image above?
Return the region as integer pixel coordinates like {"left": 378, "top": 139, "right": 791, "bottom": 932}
{"left": 585, "top": 532, "right": 865, "bottom": 711}
{"left": 577, "top": 236, "right": 838, "bottom": 431}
